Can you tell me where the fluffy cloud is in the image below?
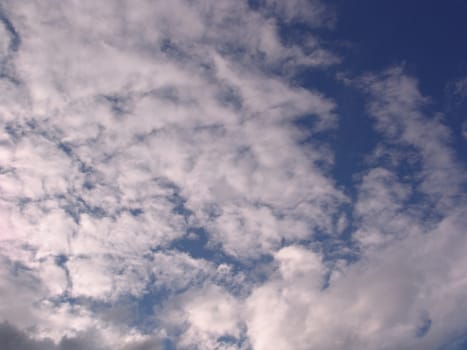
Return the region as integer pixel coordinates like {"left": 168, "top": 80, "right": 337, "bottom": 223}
{"left": 243, "top": 68, "right": 467, "bottom": 350}
{"left": 0, "top": 0, "right": 344, "bottom": 346}
{"left": 247, "top": 208, "right": 467, "bottom": 350}
{"left": 162, "top": 285, "right": 244, "bottom": 349}
{"left": 0, "top": 1, "right": 466, "bottom": 350}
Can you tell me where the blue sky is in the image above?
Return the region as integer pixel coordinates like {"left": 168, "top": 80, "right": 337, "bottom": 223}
{"left": 0, "top": 1, "right": 466, "bottom": 349}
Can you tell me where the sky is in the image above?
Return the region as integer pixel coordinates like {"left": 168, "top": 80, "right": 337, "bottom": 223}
{"left": 0, "top": 1, "right": 467, "bottom": 349}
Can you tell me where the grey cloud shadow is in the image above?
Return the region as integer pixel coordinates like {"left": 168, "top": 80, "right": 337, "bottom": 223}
{"left": 0, "top": 322, "right": 167, "bottom": 350}
{"left": 0, "top": 322, "right": 55, "bottom": 350}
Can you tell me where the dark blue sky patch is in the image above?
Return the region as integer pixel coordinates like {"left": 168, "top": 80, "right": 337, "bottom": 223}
{"left": 216, "top": 84, "right": 243, "bottom": 110}
{"left": 170, "top": 227, "right": 213, "bottom": 260}
{"left": 283, "top": 0, "right": 467, "bottom": 172}
{"left": 60, "top": 193, "right": 108, "bottom": 224}
{"left": 129, "top": 208, "right": 144, "bottom": 217}
{"left": 58, "top": 142, "right": 73, "bottom": 157}
{"left": 292, "top": 69, "right": 381, "bottom": 197}
{"left": 4, "top": 122, "right": 27, "bottom": 142}
{"left": 55, "top": 254, "right": 68, "bottom": 267}
{"left": 101, "top": 94, "right": 133, "bottom": 116}
{"left": 161, "top": 338, "right": 176, "bottom": 350}
{"left": 291, "top": 229, "right": 360, "bottom": 267}
{"left": 0, "top": 8, "right": 21, "bottom": 83}
{"left": 169, "top": 192, "right": 193, "bottom": 221}
{"left": 82, "top": 180, "right": 95, "bottom": 190}
{"left": 217, "top": 334, "right": 244, "bottom": 348}
{"left": 443, "top": 97, "right": 467, "bottom": 169}
{"left": 439, "top": 331, "right": 467, "bottom": 350}
{"left": 416, "top": 317, "right": 432, "bottom": 338}
{"left": 133, "top": 285, "right": 175, "bottom": 332}
{"left": 0, "top": 7, "right": 21, "bottom": 55}
{"left": 329, "top": 0, "right": 467, "bottom": 94}
{"left": 170, "top": 227, "right": 268, "bottom": 269}
{"left": 160, "top": 38, "right": 182, "bottom": 56}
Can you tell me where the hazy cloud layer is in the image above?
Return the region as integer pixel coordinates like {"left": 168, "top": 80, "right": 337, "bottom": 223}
{"left": 0, "top": 1, "right": 466, "bottom": 349}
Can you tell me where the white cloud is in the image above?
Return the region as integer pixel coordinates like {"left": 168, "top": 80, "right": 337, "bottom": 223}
{"left": 246, "top": 207, "right": 467, "bottom": 350}
{"left": 0, "top": 0, "right": 345, "bottom": 346}
{"left": 1, "top": 1, "right": 466, "bottom": 350}
{"left": 243, "top": 69, "right": 467, "bottom": 350}
{"left": 353, "top": 167, "right": 417, "bottom": 248}
{"left": 359, "top": 67, "right": 466, "bottom": 212}
{"left": 163, "top": 285, "right": 244, "bottom": 350}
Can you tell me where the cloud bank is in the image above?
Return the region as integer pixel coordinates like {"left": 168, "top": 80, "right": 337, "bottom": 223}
{"left": 0, "top": 1, "right": 466, "bottom": 349}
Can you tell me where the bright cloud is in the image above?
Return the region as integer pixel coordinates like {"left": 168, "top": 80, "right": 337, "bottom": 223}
{"left": 0, "top": 1, "right": 466, "bottom": 349}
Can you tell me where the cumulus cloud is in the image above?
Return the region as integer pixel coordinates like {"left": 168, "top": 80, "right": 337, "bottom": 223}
{"left": 0, "top": 1, "right": 466, "bottom": 350}
{"left": 162, "top": 285, "right": 244, "bottom": 349}
{"left": 0, "top": 0, "right": 345, "bottom": 346}
{"left": 242, "top": 67, "right": 467, "bottom": 350}
{"left": 247, "top": 209, "right": 467, "bottom": 350}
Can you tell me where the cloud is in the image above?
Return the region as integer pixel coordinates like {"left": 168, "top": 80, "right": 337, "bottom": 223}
{"left": 244, "top": 68, "right": 467, "bottom": 350}
{"left": 0, "top": 322, "right": 56, "bottom": 350}
{"left": 162, "top": 285, "right": 244, "bottom": 350}
{"left": 452, "top": 76, "right": 467, "bottom": 98}
{"left": 0, "top": 322, "right": 167, "bottom": 350}
{"left": 359, "top": 66, "right": 466, "bottom": 213}
{"left": 261, "top": 0, "right": 336, "bottom": 27}
{"left": 246, "top": 206, "right": 467, "bottom": 350}
{"left": 0, "top": 1, "right": 466, "bottom": 350}
{"left": 0, "top": 0, "right": 345, "bottom": 347}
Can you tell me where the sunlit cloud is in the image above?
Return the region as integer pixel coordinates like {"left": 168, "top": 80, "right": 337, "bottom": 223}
{"left": 1, "top": 1, "right": 466, "bottom": 349}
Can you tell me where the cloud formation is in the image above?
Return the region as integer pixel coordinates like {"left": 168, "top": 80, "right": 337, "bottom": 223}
{"left": 0, "top": 1, "right": 466, "bottom": 350}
